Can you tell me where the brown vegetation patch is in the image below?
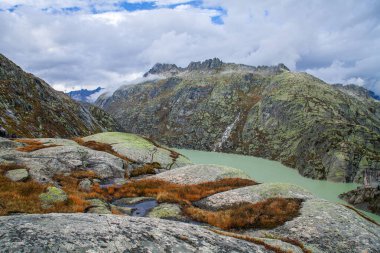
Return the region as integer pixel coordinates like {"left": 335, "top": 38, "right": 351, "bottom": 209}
{"left": 73, "top": 138, "right": 135, "bottom": 163}
{"left": 183, "top": 198, "right": 302, "bottom": 230}
{"left": 130, "top": 162, "right": 160, "bottom": 177}
{"left": 100, "top": 178, "right": 256, "bottom": 206}
{"left": 0, "top": 163, "right": 25, "bottom": 173}
{"left": 52, "top": 170, "right": 104, "bottom": 213}
{"left": 0, "top": 166, "right": 104, "bottom": 215}
{"left": 0, "top": 163, "right": 47, "bottom": 215}
{"left": 15, "top": 139, "right": 59, "bottom": 152}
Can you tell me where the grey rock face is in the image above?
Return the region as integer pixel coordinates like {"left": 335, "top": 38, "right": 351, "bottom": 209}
{"left": 149, "top": 164, "right": 251, "bottom": 184}
{"left": 0, "top": 214, "right": 276, "bottom": 253}
{"left": 5, "top": 168, "right": 29, "bottom": 181}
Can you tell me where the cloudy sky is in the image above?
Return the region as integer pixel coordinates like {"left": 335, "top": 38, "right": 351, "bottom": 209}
{"left": 0, "top": 0, "right": 379, "bottom": 94}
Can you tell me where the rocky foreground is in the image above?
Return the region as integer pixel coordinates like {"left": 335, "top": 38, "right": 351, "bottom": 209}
{"left": 0, "top": 132, "right": 379, "bottom": 252}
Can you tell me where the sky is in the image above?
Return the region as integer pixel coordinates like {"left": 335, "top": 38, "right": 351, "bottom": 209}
{"left": 0, "top": 0, "right": 379, "bottom": 95}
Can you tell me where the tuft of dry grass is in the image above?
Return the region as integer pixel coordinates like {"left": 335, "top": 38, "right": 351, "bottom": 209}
{"left": 183, "top": 198, "right": 302, "bottom": 230}
{"left": 130, "top": 162, "right": 160, "bottom": 177}
{"left": 0, "top": 163, "right": 48, "bottom": 215}
{"left": 51, "top": 170, "right": 104, "bottom": 213}
{"left": 15, "top": 139, "right": 59, "bottom": 152}
{"left": 0, "top": 166, "right": 104, "bottom": 215}
{"left": 101, "top": 178, "right": 257, "bottom": 206}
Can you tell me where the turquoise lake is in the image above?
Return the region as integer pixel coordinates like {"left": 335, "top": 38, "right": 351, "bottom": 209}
{"left": 176, "top": 149, "right": 380, "bottom": 223}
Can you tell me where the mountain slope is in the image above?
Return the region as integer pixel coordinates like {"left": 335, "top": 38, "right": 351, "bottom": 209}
{"left": 0, "top": 54, "right": 120, "bottom": 138}
{"left": 96, "top": 58, "right": 380, "bottom": 183}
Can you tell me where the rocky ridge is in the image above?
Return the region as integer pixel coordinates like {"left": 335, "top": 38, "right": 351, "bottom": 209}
{"left": 97, "top": 58, "right": 380, "bottom": 183}
{"left": 0, "top": 54, "right": 120, "bottom": 138}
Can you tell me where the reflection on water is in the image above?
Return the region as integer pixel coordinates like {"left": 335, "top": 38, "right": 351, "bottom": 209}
{"left": 176, "top": 148, "right": 380, "bottom": 223}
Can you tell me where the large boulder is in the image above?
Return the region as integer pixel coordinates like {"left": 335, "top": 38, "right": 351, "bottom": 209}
{"left": 0, "top": 213, "right": 301, "bottom": 253}
{"left": 149, "top": 164, "right": 251, "bottom": 184}
{"left": 196, "top": 183, "right": 314, "bottom": 210}
{"left": 83, "top": 132, "right": 192, "bottom": 169}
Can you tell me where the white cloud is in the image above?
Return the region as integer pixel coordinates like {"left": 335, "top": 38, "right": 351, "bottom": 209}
{"left": 0, "top": 0, "right": 379, "bottom": 95}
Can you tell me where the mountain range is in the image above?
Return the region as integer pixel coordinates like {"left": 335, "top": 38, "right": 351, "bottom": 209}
{"left": 67, "top": 87, "right": 104, "bottom": 103}
{"left": 96, "top": 58, "right": 380, "bottom": 183}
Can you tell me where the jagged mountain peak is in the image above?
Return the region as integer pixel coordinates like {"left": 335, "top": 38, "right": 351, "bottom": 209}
{"left": 143, "top": 58, "right": 290, "bottom": 77}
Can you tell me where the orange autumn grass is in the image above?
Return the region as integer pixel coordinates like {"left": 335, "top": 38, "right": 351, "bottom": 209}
{"left": 15, "top": 139, "right": 59, "bottom": 152}
{"left": 0, "top": 166, "right": 103, "bottom": 215}
{"left": 183, "top": 198, "right": 302, "bottom": 230}
{"left": 97, "top": 178, "right": 257, "bottom": 206}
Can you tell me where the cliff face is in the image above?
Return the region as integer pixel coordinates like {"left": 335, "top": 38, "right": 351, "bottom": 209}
{"left": 97, "top": 58, "right": 380, "bottom": 183}
{"left": 0, "top": 54, "right": 120, "bottom": 138}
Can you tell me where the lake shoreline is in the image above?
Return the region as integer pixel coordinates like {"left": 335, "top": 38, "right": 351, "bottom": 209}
{"left": 176, "top": 148, "right": 380, "bottom": 223}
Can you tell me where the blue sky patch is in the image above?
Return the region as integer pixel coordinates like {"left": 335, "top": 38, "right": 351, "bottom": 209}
{"left": 211, "top": 15, "right": 224, "bottom": 25}
{"left": 117, "top": 1, "right": 156, "bottom": 12}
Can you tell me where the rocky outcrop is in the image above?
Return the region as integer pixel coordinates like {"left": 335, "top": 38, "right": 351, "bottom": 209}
{"left": 0, "top": 213, "right": 289, "bottom": 253}
{"left": 83, "top": 132, "right": 191, "bottom": 169}
{"left": 0, "top": 145, "right": 125, "bottom": 183}
{"left": 195, "top": 184, "right": 380, "bottom": 253}
{"left": 340, "top": 186, "right": 380, "bottom": 215}
{"left": 149, "top": 164, "right": 250, "bottom": 184}
{"left": 0, "top": 54, "right": 120, "bottom": 138}
{"left": 249, "top": 199, "right": 380, "bottom": 253}
{"left": 97, "top": 58, "right": 380, "bottom": 183}
{"left": 0, "top": 133, "right": 190, "bottom": 183}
